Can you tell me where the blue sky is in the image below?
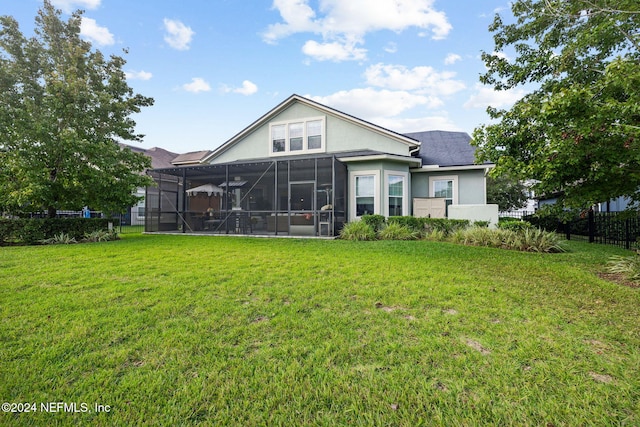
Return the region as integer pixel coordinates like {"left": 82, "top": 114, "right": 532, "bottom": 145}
{"left": 2, "top": 0, "right": 526, "bottom": 154}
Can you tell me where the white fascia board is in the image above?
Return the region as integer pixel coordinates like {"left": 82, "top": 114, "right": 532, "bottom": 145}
{"left": 338, "top": 153, "right": 422, "bottom": 167}
{"left": 411, "top": 164, "right": 495, "bottom": 172}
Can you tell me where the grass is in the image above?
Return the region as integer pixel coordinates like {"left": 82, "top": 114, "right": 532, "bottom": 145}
{"left": 1, "top": 233, "right": 639, "bottom": 425}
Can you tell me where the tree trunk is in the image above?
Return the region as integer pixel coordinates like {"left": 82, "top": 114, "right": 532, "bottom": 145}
{"left": 48, "top": 206, "right": 57, "bottom": 218}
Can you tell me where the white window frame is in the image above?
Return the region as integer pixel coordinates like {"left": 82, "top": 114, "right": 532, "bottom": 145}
{"left": 384, "top": 171, "right": 409, "bottom": 217}
{"left": 269, "top": 116, "right": 326, "bottom": 156}
{"left": 429, "top": 175, "right": 458, "bottom": 204}
{"left": 349, "top": 170, "right": 380, "bottom": 221}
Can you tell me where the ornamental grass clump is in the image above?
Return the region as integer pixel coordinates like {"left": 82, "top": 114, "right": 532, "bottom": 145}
{"left": 607, "top": 251, "right": 640, "bottom": 283}
{"left": 41, "top": 232, "right": 77, "bottom": 245}
{"left": 377, "top": 223, "right": 419, "bottom": 240}
{"left": 339, "top": 221, "right": 376, "bottom": 241}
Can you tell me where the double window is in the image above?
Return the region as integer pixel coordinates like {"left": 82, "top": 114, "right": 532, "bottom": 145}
{"left": 270, "top": 117, "right": 325, "bottom": 155}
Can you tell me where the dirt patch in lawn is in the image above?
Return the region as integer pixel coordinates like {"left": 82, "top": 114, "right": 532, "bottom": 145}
{"left": 597, "top": 272, "right": 639, "bottom": 289}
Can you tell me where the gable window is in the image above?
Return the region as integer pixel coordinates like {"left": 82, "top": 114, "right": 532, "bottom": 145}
{"left": 385, "top": 172, "right": 407, "bottom": 216}
{"left": 272, "top": 125, "right": 285, "bottom": 153}
{"left": 307, "top": 120, "right": 322, "bottom": 150}
{"left": 289, "top": 122, "right": 303, "bottom": 151}
{"left": 269, "top": 117, "right": 325, "bottom": 156}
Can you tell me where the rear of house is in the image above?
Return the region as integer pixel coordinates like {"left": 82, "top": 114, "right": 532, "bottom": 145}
{"left": 146, "top": 94, "right": 494, "bottom": 236}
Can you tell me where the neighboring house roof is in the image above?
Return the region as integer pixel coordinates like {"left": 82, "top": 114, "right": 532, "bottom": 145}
{"left": 172, "top": 150, "right": 212, "bottom": 166}
{"left": 404, "top": 130, "right": 479, "bottom": 167}
{"left": 121, "top": 144, "right": 179, "bottom": 169}
{"left": 203, "top": 94, "right": 420, "bottom": 163}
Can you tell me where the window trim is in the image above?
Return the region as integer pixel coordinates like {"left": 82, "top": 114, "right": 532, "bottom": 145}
{"left": 384, "top": 171, "right": 409, "bottom": 217}
{"left": 429, "top": 175, "right": 458, "bottom": 204}
{"left": 349, "top": 170, "right": 380, "bottom": 220}
{"left": 269, "top": 116, "right": 326, "bottom": 156}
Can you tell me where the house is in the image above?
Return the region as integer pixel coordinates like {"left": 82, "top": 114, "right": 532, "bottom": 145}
{"left": 145, "top": 94, "right": 494, "bottom": 236}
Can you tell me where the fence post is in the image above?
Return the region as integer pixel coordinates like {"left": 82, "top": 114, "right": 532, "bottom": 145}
{"left": 588, "top": 209, "right": 595, "bottom": 243}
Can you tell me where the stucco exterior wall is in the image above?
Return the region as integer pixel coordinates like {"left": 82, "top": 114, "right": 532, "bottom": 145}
{"left": 411, "top": 169, "right": 487, "bottom": 206}
{"left": 210, "top": 102, "right": 412, "bottom": 164}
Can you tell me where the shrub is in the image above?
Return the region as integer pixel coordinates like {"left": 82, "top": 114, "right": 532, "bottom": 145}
{"left": 41, "top": 232, "right": 77, "bottom": 245}
{"left": 607, "top": 252, "right": 640, "bottom": 283}
{"left": 388, "top": 216, "right": 422, "bottom": 232}
{"left": 378, "top": 223, "right": 419, "bottom": 240}
{"left": 0, "top": 218, "right": 112, "bottom": 245}
{"left": 449, "top": 227, "right": 566, "bottom": 253}
{"left": 339, "top": 221, "right": 376, "bottom": 241}
{"left": 498, "top": 219, "right": 534, "bottom": 232}
{"left": 361, "top": 215, "right": 386, "bottom": 232}
{"left": 473, "top": 220, "right": 490, "bottom": 228}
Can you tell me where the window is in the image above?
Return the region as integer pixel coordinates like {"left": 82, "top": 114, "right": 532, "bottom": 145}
{"left": 356, "top": 175, "right": 375, "bottom": 217}
{"left": 272, "top": 124, "right": 285, "bottom": 153}
{"left": 307, "top": 120, "right": 322, "bottom": 150}
{"left": 269, "top": 117, "right": 325, "bottom": 155}
{"left": 350, "top": 170, "right": 379, "bottom": 220}
{"left": 387, "top": 174, "right": 405, "bottom": 216}
{"left": 289, "top": 122, "right": 303, "bottom": 151}
{"left": 429, "top": 176, "right": 458, "bottom": 210}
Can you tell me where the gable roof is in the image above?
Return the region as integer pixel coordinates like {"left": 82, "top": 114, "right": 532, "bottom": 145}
{"left": 404, "top": 130, "right": 479, "bottom": 167}
{"left": 203, "top": 94, "right": 420, "bottom": 163}
{"left": 172, "top": 150, "right": 212, "bottom": 166}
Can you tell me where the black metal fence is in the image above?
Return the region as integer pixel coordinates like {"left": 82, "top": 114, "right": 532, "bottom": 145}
{"left": 501, "top": 211, "right": 640, "bottom": 250}
{"left": 560, "top": 211, "right": 640, "bottom": 250}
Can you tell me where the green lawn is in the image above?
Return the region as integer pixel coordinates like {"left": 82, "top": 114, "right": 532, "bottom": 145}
{"left": 1, "top": 234, "right": 639, "bottom": 426}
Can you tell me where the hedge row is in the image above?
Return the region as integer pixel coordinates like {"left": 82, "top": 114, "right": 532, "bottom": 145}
{"left": 0, "top": 218, "right": 113, "bottom": 245}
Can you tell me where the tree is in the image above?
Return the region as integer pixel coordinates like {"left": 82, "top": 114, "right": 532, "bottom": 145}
{"left": 473, "top": 0, "right": 640, "bottom": 211}
{"left": 486, "top": 174, "right": 529, "bottom": 212}
{"left": 0, "top": 1, "right": 154, "bottom": 217}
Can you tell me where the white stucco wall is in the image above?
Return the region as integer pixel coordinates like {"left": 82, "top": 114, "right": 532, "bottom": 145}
{"left": 448, "top": 204, "right": 499, "bottom": 228}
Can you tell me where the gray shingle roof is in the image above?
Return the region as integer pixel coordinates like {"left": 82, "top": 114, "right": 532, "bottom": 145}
{"left": 404, "top": 130, "right": 478, "bottom": 167}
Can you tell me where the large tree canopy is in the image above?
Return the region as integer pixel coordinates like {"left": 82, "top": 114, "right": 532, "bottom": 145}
{"left": 0, "top": 1, "right": 154, "bottom": 217}
{"left": 473, "top": 0, "right": 640, "bottom": 211}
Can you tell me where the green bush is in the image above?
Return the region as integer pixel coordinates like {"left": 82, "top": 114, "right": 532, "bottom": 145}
{"left": 339, "top": 221, "right": 376, "bottom": 241}
{"left": 388, "top": 216, "right": 422, "bottom": 231}
{"left": 83, "top": 229, "right": 119, "bottom": 243}
{"left": 378, "top": 223, "right": 419, "bottom": 240}
{"left": 0, "top": 218, "right": 112, "bottom": 245}
{"left": 361, "top": 215, "right": 386, "bottom": 232}
{"left": 450, "top": 227, "right": 566, "bottom": 253}
{"left": 498, "top": 219, "right": 534, "bottom": 232}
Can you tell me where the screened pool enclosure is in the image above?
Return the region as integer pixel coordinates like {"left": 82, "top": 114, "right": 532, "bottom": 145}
{"left": 145, "top": 156, "right": 347, "bottom": 237}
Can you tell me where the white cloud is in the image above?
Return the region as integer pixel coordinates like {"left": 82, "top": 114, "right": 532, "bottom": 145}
{"left": 222, "top": 80, "right": 259, "bottom": 96}
{"left": 308, "top": 88, "right": 439, "bottom": 119}
{"left": 80, "top": 17, "right": 114, "bottom": 46}
{"left": 163, "top": 19, "right": 194, "bottom": 51}
{"left": 364, "top": 63, "right": 465, "bottom": 96}
{"left": 51, "top": 0, "right": 100, "bottom": 12}
{"left": 464, "top": 83, "right": 527, "bottom": 109}
{"left": 263, "top": 0, "right": 452, "bottom": 61}
{"left": 375, "top": 115, "right": 462, "bottom": 134}
{"left": 444, "top": 53, "right": 461, "bottom": 65}
{"left": 182, "top": 78, "right": 211, "bottom": 94}
{"left": 125, "top": 70, "right": 153, "bottom": 81}
{"left": 384, "top": 42, "right": 398, "bottom": 54}
{"left": 302, "top": 40, "right": 367, "bottom": 62}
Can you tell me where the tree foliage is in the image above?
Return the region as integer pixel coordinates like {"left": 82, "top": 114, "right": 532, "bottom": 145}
{"left": 0, "top": 1, "right": 154, "bottom": 217}
{"left": 486, "top": 174, "right": 529, "bottom": 211}
{"left": 473, "top": 0, "right": 640, "bottom": 211}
